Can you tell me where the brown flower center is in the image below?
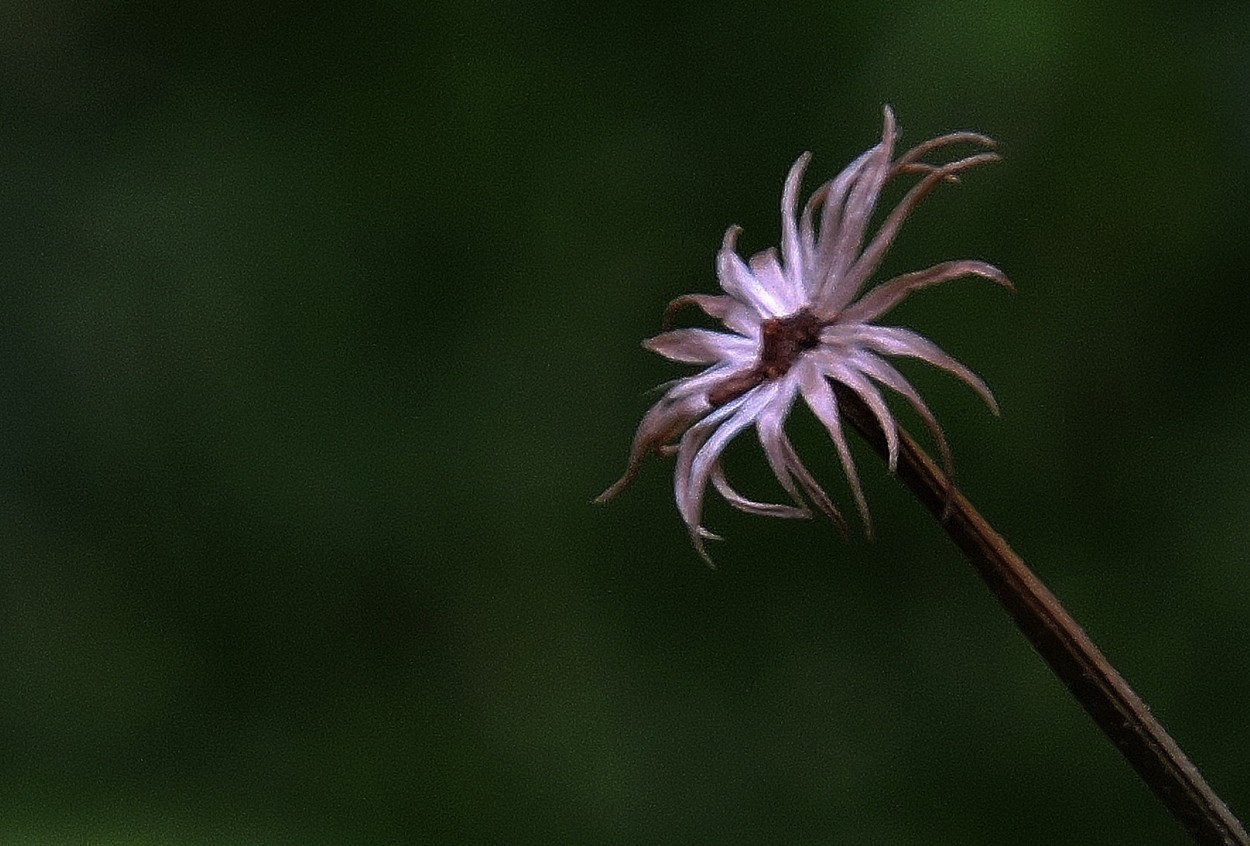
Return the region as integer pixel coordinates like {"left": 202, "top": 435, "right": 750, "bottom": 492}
{"left": 759, "top": 308, "right": 823, "bottom": 378}
{"left": 707, "top": 308, "right": 824, "bottom": 407}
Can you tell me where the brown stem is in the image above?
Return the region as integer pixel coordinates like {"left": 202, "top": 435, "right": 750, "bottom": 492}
{"left": 833, "top": 384, "right": 1249, "bottom": 846}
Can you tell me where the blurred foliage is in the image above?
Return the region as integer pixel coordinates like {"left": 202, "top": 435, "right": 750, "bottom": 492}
{"left": 2, "top": 0, "right": 1249, "bottom": 843}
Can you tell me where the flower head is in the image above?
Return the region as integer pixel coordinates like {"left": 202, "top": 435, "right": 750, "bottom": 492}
{"left": 598, "top": 107, "right": 1011, "bottom": 562}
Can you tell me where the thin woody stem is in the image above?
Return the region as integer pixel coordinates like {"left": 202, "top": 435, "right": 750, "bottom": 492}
{"left": 833, "top": 384, "right": 1249, "bottom": 846}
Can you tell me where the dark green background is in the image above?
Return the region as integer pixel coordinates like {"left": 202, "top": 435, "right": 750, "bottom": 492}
{"left": 3, "top": 1, "right": 1247, "bottom": 843}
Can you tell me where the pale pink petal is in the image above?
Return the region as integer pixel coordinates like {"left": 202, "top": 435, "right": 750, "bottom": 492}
{"left": 674, "top": 386, "right": 777, "bottom": 560}
{"left": 841, "top": 260, "right": 1012, "bottom": 325}
{"left": 798, "top": 182, "right": 825, "bottom": 275}
{"left": 807, "top": 148, "right": 873, "bottom": 286}
{"left": 852, "top": 352, "right": 954, "bottom": 480}
{"left": 817, "top": 106, "right": 898, "bottom": 303}
{"left": 752, "top": 378, "right": 808, "bottom": 505}
{"left": 672, "top": 396, "right": 748, "bottom": 521}
{"left": 812, "top": 348, "right": 901, "bottom": 471}
{"left": 749, "top": 248, "right": 803, "bottom": 313}
{"left": 844, "top": 325, "right": 998, "bottom": 413}
{"left": 778, "top": 432, "right": 846, "bottom": 531}
{"left": 684, "top": 386, "right": 777, "bottom": 525}
{"left": 644, "top": 328, "right": 756, "bottom": 364}
{"left": 780, "top": 152, "right": 811, "bottom": 292}
{"left": 752, "top": 376, "right": 844, "bottom": 527}
{"left": 717, "top": 227, "right": 787, "bottom": 317}
{"left": 757, "top": 403, "right": 847, "bottom": 532}
{"left": 797, "top": 362, "right": 872, "bottom": 535}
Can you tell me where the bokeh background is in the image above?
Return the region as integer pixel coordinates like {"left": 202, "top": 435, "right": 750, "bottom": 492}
{"left": 2, "top": 1, "right": 1248, "bottom": 843}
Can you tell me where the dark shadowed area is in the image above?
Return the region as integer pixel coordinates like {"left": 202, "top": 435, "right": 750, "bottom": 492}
{"left": 2, "top": 1, "right": 1248, "bottom": 843}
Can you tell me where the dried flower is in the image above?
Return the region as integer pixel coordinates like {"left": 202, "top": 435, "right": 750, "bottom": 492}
{"left": 598, "top": 106, "right": 1011, "bottom": 561}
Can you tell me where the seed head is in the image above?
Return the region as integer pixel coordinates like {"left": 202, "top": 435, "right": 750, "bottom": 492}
{"left": 598, "top": 107, "right": 1011, "bottom": 562}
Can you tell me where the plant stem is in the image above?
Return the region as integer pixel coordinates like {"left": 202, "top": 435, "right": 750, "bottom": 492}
{"left": 833, "top": 384, "right": 1249, "bottom": 846}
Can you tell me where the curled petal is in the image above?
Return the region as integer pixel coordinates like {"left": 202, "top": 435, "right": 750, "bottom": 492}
{"left": 750, "top": 379, "right": 850, "bottom": 532}
{"left": 646, "top": 362, "right": 749, "bottom": 415}
{"left": 840, "top": 260, "right": 1012, "bottom": 324}
{"left": 597, "top": 362, "right": 748, "bottom": 503}
{"left": 798, "top": 183, "right": 826, "bottom": 274}
{"left": 672, "top": 397, "right": 746, "bottom": 520}
{"left": 757, "top": 398, "right": 848, "bottom": 533}
{"left": 711, "top": 463, "right": 810, "bottom": 520}
{"left": 894, "top": 130, "right": 996, "bottom": 172}
{"left": 824, "top": 152, "right": 1001, "bottom": 315}
{"left": 755, "top": 379, "right": 817, "bottom": 506}
{"left": 663, "top": 293, "right": 760, "bottom": 338}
